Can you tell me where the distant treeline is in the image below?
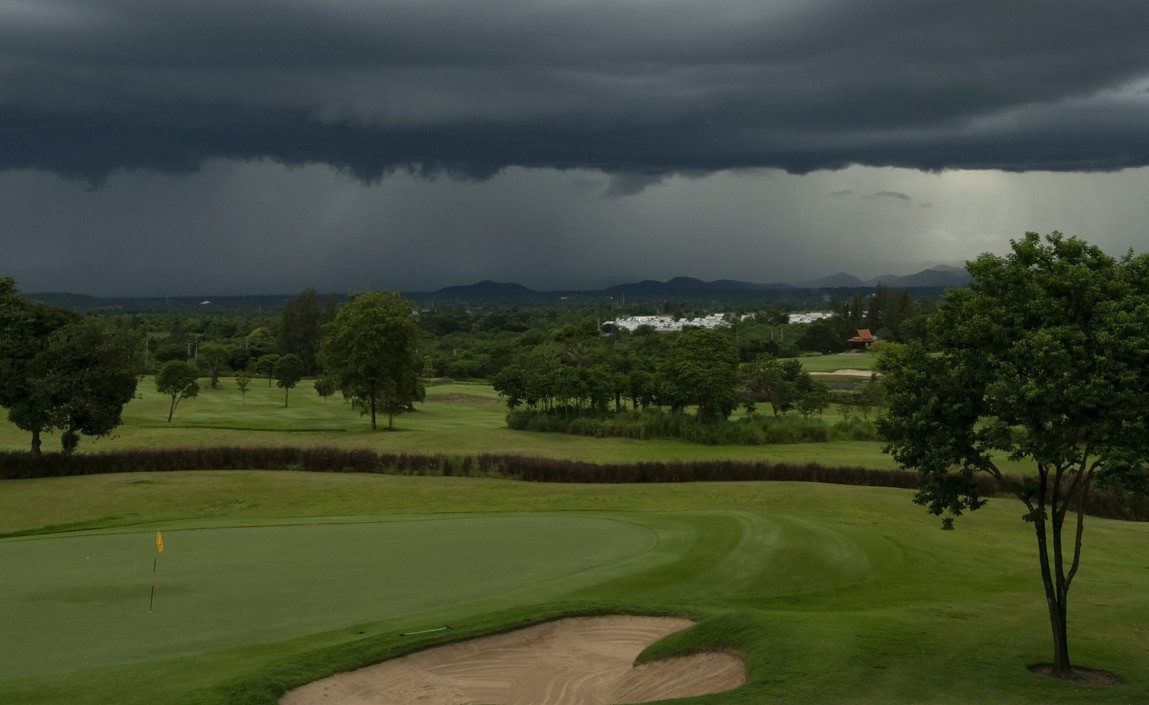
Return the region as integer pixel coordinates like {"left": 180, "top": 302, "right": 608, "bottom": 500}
{"left": 22, "top": 280, "right": 938, "bottom": 383}
{"left": 2, "top": 447, "right": 1144, "bottom": 523}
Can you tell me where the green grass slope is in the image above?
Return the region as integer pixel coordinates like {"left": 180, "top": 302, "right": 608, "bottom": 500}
{"left": 1, "top": 471, "right": 1145, "bottom": 705}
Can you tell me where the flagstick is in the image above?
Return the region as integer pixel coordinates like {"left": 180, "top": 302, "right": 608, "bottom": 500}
{"left": 149, "top": 555, "right": 158, "bottom": 612}
{"left": 149, "top": 530, "right": 162, "bottom": 613}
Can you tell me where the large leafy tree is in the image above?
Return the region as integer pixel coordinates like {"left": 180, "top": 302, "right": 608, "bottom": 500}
{"left": 245, "top": 327, "right": 276, "bottom": 359}
{"left": 878, "top": 232, "right": 1149, "bottom": 678}
{"left": 492, "top": 363, "right": 528, "bottom": 411}
{"left": 278, "top": 287, "right": 322, "bottom": 374}
{"left": 658, "top": 328, "right": 740, "bottom": 423}
{"left": 2, "top": 281, "right": 139, "bottom": 454}
{"left": 41, "top": 318, "right": 141, "bottom": 455}
{"left": 1, "top": 278, "right": 76, "bottom": 455}
{"left": 319, "top": 291, "right": 423, "bottom": 430}
{"left": 741, "top": 354, "right": 806, "bottom": 416}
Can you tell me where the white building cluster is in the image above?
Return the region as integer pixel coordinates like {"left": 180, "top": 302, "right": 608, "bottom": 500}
{"left": 786, "top": 312, "right": 834, "bottom": 324}
{"left": 606, "top": 311, "right": 833, "bottom": 333}
{"left": 606, "top": 313, "right": 729, "bottom": 332}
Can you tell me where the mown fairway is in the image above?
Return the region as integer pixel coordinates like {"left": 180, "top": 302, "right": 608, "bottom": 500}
{"left": 0, "top": 373, "right": 900, "bottom": 467}
{"left": 1, "top": 470, "right": 1146, "bottom": 705}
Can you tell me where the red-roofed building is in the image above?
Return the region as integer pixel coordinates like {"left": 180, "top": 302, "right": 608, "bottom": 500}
{"left": 848, "top": 329, "right": 877, "bottom": 349}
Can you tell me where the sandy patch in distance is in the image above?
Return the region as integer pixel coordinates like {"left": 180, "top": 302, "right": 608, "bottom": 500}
{"left": 281, "top": 616, "right": 745, "bottom": 705}
{"left": 809, "top": 369, "right": 874, "bottom": 377}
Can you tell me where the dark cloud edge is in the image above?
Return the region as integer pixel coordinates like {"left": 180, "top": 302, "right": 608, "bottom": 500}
{"left": 5, "top": 108, "right": 1149, "bottom": 184}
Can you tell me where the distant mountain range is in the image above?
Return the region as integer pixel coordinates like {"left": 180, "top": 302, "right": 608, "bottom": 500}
{"left": 409, "top": 266, "right": 971, "bottom": 300}
{"left": 798, "top": 265, "right": 972, "bottom": 290}
{"left": 24, "top": 266, "right": 971, "bottom": 312}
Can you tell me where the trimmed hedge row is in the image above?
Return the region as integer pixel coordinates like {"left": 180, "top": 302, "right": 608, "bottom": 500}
{"left": 0, "top": 447, "right": 1143, "bottom": 522}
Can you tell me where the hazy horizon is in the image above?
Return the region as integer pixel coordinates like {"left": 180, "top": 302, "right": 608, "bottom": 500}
{"left": 13, "top": 259, "right": 974, "bottom": 299}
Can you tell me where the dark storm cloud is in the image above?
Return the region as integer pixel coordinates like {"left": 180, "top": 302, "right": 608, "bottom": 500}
{"left": 4, "top": 0, "right": 1149, "bottom": 182}
{"left": 602, "top": 173, "right": 670, "bottom": 198}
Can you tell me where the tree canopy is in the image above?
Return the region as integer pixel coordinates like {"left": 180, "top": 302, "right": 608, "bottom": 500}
{"left": 1, "top": 278, "right": 71, "bottom": 454}
{"left": 253, "top": 353, "right": 281, "bottom": 387}
{"left": 156, "top": 360, "right": 200, "bottom": 423}
{"left": 273, "top": 353, "right": 305, "bottom": 407}
{"left": 278, "top": 287, "right": 323, "bottom": 374}
{"left": 198, "top": 341, "right": 229, "bottom": 389}
{"left": 877, "top": 232, "right": 1149, "bottom": 678}
{"left": 658, "top": 328, "right": 740, "bottom": 423}
{"left": 1, "top": 279, "right": 139, "bottom": 454}
{"left": 41, "top": 318, "right": 141, "bottom": 455}
{"left": 319, "top": 291, "right": 423, "bottom": 430}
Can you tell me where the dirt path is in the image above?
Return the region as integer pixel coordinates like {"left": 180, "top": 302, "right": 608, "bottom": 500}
{"left": 280, "top": 616, "right": 745, "bottom": 705}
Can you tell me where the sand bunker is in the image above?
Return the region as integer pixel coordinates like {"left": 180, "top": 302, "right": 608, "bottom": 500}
{"left": 810, "top": 368, "right": 874, "bottom": 377}
{"left": 281, "top": 616, "right": 745, "bottom": 705}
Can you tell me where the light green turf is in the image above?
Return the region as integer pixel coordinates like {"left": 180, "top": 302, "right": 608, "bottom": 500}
{"left": 0, "top": 378, "right": 905, "bottom": 467}
{"left": 0, "top": 516, "right": 652, "bottom": 678}
{"left": 786, "top": 351, "right": 878, "bottom": 372}
{"left": 1, "top": 471, "right": 1145, "bottom": 705}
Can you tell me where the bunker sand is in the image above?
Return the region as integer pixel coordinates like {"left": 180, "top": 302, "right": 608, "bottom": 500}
{"left": 281, "top": 616, "right": 745, "bottom": 705}
{"left": 810, "top": 368, "right": 873, "bottom": 377}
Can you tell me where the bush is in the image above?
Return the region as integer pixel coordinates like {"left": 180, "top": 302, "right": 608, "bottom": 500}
{"left": 507, "top": 408, "right": 833, "bottom": 446}
{"left": 758, "top": 415, "right": 829, "bottom": 443}
{"left": 831, "top": 417, "right": 882, "bottom": 441}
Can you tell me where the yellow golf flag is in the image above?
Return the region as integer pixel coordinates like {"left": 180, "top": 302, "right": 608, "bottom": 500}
{"left": 155, "top": 531, "right": 164, "bottom": 554}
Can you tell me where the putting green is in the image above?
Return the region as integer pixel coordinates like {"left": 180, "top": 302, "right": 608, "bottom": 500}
{"left": 0, "top": 516, "right": 654, "bottom": 678}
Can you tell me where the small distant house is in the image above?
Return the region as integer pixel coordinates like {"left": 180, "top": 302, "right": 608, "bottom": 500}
{"left": 848, "top": 329, "right": 876, "bottom": 350}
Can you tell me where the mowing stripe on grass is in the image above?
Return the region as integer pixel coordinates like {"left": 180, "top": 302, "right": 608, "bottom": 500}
{"left": 0, "top": 516, "right": 652, "bottom": 679}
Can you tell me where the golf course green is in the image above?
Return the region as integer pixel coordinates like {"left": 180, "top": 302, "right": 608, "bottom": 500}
{"left": 1, "top": 516, "right": 655, "bottom": 679}
{"left": 2, "top": 469, "right": 1146, "bottom": 705}
{"left": 1, "top": 378, "right": 1145, "bottom": 704}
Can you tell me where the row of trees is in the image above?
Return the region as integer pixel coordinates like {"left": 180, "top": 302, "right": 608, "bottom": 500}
{"left": 2, "top": 281, "right": 426, "bottom": 445}
{"left": 415, "top": 284, "right": 933, "bottom": 380}
{"left": 492, "top": 328, "right": 834, "bottom": 424}
{"left": 76, "top": 282, "right": 930, "bottom": 389}
{"left": 156, "top": 292, "right": 424, "bottom": 429}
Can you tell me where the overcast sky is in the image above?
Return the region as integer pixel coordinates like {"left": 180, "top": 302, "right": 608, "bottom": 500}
{"left": 3, "top": 0, "right": 1148, "bottom": 296}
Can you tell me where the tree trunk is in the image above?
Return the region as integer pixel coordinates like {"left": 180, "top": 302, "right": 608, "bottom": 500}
{"left": 1048, "top": 594, "right": 1071, "bottom": 673}
{"left": 168, "top": 397, "right": 176, "bottom": 422}
{"left": 30, "top": 429, "right": 41, "bottom": 457}
{"left": 370, "top": 398, "right": 377, "bottom": 430}
{"left": 62, "top": 427, "right": 78, "bottom": 457}
{"left": 284, "top": 388, "right": 289, "bottom": 407}
{"left": 1033, "top": 482, "right": 1073, "bottom": 675}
